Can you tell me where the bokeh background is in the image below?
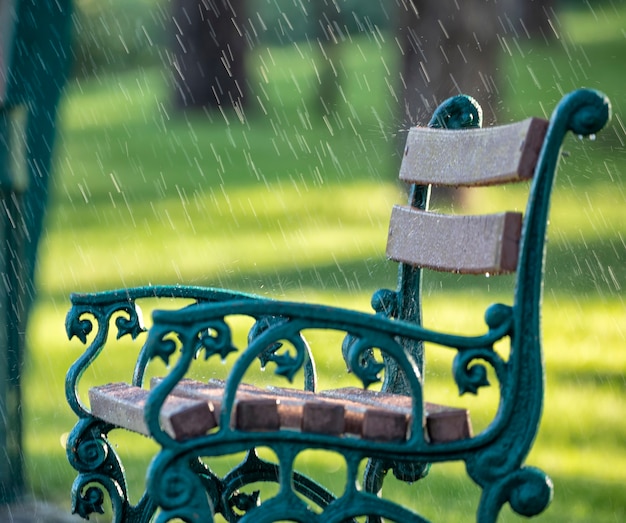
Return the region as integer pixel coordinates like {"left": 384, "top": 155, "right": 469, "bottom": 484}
{"left": 15, "top": 0, "right": 626, "bottom": 521}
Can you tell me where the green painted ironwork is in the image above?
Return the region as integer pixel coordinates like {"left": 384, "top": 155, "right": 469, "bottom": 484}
{"left": 65, "top": 89, "right": 611, "bottom": 522}
{"left": 0, "top": 0, "right": 73, "bottom": 504}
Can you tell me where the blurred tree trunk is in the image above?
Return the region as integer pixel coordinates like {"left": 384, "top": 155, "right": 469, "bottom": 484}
{"left": 500, "top": 0, "right": 559, "bottom": 41}
{"left": 170, "top": 0, "right": 248, "bottom": 111}
{"left": 311, "top": 1, "right": 346, "bottom": 115}
{"left": 395, "top": 0, "right": 502, "bottom": 128}
{"left": 395, "top": 0, "right": 503, "bottom": 207}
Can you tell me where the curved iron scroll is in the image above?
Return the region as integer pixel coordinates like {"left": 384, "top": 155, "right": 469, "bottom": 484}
{"left": 140, "top": 297, "right": 512, "bottom": 522}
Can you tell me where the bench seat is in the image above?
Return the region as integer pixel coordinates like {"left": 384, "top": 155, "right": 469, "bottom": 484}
{"left": 89, "top": 379, "right": 472, "bottom": 443}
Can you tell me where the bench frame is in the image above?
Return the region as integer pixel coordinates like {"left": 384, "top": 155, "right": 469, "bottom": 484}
{"left": 65, "top": 89, "right": 610, "bottom": 523}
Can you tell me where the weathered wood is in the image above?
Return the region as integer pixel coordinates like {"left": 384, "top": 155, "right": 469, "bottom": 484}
{"left": 90, "top": 382, "right": 470, "bottom": 444}
{"left": 302, "top": 401, "right": 346, "bottom": 435}
{"left": 320, "top": 388, "right": 472, "bottom": 443}
{"left": 169, "top": 379, "right": 346, "bottom": 436}
{"left": 423, "top": 403, "right": 473, "bottom": 443}
{"left": 399, "top": 117, "right": 548, "bottom": 186}
{"left": 89, "top": 377, "right": 471, "bottom": 443}
{"left": 263, "top": 383, "right": 405, "bottom": 441}
{"left": 157, "top": 379, "right": 282, "bottom": 432}
{"left": 155, "top": 378, "right": 291, "bottom": 430}
{"left": 89, "top": 383, "right": 216, "bottom": 440}
{"left": 235, "top": 398, "right": 281, "bottom": 432}
{"left": 387, "top": 206, "right": 523, "bottom": 274}
{"left": 153, "top": 379, "right": 356, "bottom": 436}
{"left": 150, "top": 379, "right": 470, "bottom": 443}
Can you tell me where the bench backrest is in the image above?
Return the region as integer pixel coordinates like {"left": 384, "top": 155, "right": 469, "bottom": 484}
{"left": 391, "top": 115, "right": 548, "bottom": 271}
{"left": 379, "top": 90, "right": 609, "bottom": 397}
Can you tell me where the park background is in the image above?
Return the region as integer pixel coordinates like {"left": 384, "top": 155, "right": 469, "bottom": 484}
{"left": 17, "top": 0, "right": 626, "bottom": 521}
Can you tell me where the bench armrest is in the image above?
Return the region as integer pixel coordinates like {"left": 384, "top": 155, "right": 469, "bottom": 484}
{"left": 65, "top": 284, "right": 265, "bottom": 418}
{"left": 143, "top": 297, "right": 513, "bottom": 447}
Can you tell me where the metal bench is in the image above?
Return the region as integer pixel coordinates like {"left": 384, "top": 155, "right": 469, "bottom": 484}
{"left": 65, "top": 88, "right": 610, "bottom": 522}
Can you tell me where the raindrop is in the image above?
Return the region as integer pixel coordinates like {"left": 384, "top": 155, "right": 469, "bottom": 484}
{"left": 588, "top": 133, "right": 596, "bottom": 141}
{"left": 485, "top": 272, "right": 491, "bottom": 278}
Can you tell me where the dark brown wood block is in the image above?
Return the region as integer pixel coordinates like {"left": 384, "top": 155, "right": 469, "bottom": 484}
{"left": 425, "top": 405, "right": 473, "bottom": 443}
{"left": 154, "top": 378, "right": 281, "bottom": 432}
{"left": 89, "top": 382, "right": 216, "bottom": 440}
{"left": 143, "top": 379, "right": 471, "bottom": 443}
{"left": 235, "top": 398, "right": 281, "bottom": 431}
{"left": 320, "top": 387, "right": 472, "bottom": 443}
{"left": 399, "top": 117, "right": 548, "bottom": 186}
{"left": 386, "top": 206, "right": 523, "bottom": 274}
{"left": 302, "top": 401, "right": 345, "bottom": 435}
{"left": 171, "top": 379, "right": 345, "bottom": 435}
{"left": 362, "top": 408, "right": 408, "bottom": 442}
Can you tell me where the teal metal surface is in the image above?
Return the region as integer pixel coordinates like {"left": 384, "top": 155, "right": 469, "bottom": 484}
{"left": 65, "top": 89, "right": 611, "bottom": 522}
{"left": 0, "top": 0, "right": 73, "bottom": 504}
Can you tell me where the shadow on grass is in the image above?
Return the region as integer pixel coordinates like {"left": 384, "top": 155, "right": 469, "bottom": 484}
{"left": 39, "top": 229, "right": 623, "bottom": 312}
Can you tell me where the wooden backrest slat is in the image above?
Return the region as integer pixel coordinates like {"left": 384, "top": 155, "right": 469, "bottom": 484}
{"left": 387, "top": 206, "right": 522, "bottom": 274}
{"left": 399, "top": 117, "right": 548, "bottom": 186}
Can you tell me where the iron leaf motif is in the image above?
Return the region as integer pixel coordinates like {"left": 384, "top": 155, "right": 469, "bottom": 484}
{"left": 65, "top": 309, "right": 93, "bottom": 344}
{"left": 198, "top": 321, "right": 237, "bottom": 360}
{"left": 75, "top": 486, "right": 105, "bottom": 518}
{"left": 152, "top": 335, "right": 178, "bottom": 366}
{"left": 453, "top": 352, "right": 491, "bottom": 396}
{"left": 115, "top": 305, "right": 146, "bottom": 340}
{"left": 270, "top": 351, "right": 301, "bottom": 382}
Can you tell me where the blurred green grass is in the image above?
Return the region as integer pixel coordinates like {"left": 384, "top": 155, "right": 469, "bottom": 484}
{"left": 23, "top": 3, "right": 625, "bottom": 521}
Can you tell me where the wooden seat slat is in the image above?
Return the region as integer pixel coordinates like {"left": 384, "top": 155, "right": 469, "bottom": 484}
{"left": 143, "top": 378, "right": 345, "bottom": 435}
{"left": 92, "top": 379, "right": 471, "bottom": 444}
{"left": 320, "top": 388, "right": 473, "bottom": 443}
{"left": 88, "top": 383, "right": 217, "bottom": 440}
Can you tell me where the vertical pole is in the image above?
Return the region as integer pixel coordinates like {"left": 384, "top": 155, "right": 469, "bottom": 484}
{"left": 1, "top": 100, "right": 27, "bottom": 506}
{"left": 0, "top": 0, "right": 72, "bottom": 503}
{"left": 0, "top": 0, "right": 23, "bottom": 500}
{"left": 0, "top": 175, "right": 27, "bottom": 503}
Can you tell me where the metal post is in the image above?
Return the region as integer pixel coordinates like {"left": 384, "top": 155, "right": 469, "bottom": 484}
{"left": 0, "top": 0, "right": 73, "bottom": 504}
{"left": 0, "top": 0, "right": 23, "bottom": 503}
{"left": 0, "top": 169, "right": 27, "bottom": 503}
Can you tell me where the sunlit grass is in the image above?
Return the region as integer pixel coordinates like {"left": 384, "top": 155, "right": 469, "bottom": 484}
{"left": 561, "top": 1, "right": 626, "bottom": 44}
{"left": 22, "top": 3, "right": 626, "bottom": 521}
{"left": 41, "top": 181, "right": 400, "bottom": 293}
